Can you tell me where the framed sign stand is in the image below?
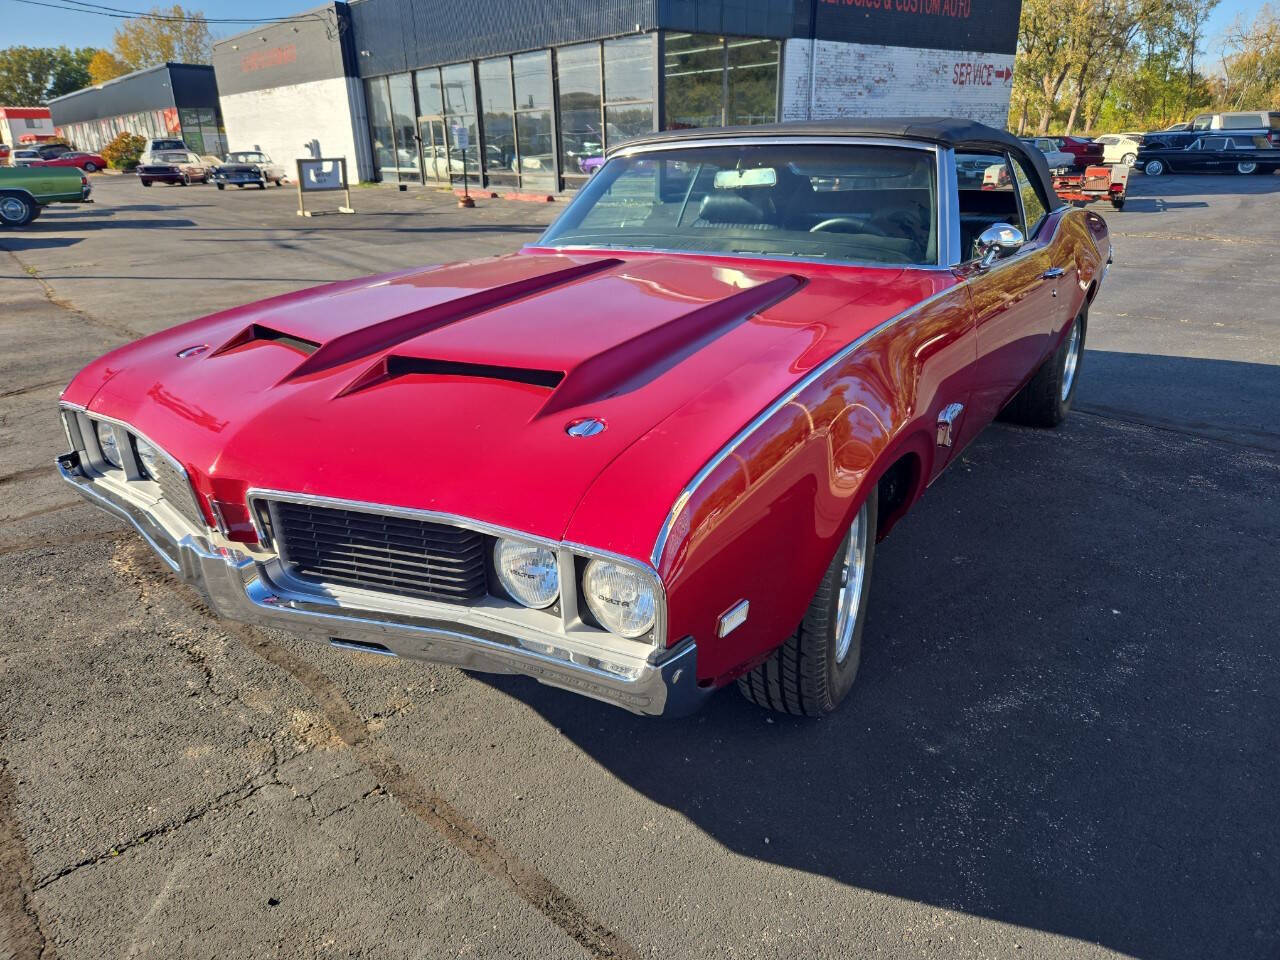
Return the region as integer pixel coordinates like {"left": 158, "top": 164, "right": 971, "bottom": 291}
{"left": 296, "top": 157, "right": 355, "bottom": 216}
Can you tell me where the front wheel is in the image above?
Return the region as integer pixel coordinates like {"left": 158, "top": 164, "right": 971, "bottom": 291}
{"left": 0, "top": 193, "right": 36, "bottom": 226}
{"left": 1000, "top": 312, "right": 1086, "bottom": 427}
{"left": 216, "top": 182, "right": 225, "bottom": 190}
{"left": 140, "top": 179, "right": 152, "bottom": 187}
{"left": 1143, "top": 159, "right": 1165, "bottom": 176}
{"left": 82, "top": 161, "right": 97, "bottom": 172}
{"left": 1236, "top": 161, "right": 1258, "bottom": 175}
{"left": 738, "top": 488, "right": 879, "bottom": 716}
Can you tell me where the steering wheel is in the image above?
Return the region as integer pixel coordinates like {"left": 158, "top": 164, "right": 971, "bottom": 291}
{"left": 810, "top": 217, "right": 890, "bottom": 235}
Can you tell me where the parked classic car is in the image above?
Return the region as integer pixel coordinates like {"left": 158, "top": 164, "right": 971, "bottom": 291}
{"left": 0, "top": 165, "right": 92, "bottom": 226}
{"left": 139, "top": 137, "right": 191, "bottom": 166}
{"left": 1047, "top": 135, "right": 1104, "bottom": 169}
{"left": 29, "top": 150, "right": 108, "bottom": 172}
{"left": 137, "top": 151, "right": 208, "bottom": 186}
{"left": 56, "top": 119, "right": 1109, "bottom": 717}
{"left": 1137, "top": 134, "right": 1280, "bottom": 175}
{"left": 1019, "top": 137, "right": 1074, "bottom": 171}
{"left": 9, "top": 148, "right": 43, "bottom": 167}
{"left": 1095, "top": 133, "right": 1143, "bottom": 166}
{"left": 213, "top": 150, "right": 285, "bottom": 189}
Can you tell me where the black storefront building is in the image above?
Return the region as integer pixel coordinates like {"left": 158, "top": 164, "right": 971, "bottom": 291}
{"left": 350, "top": 1, "right": 799, "bottom": 193}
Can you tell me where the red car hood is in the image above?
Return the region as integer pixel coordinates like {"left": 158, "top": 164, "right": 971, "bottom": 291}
{"left": 72, "top": 251, "right": 950, "bottom": 551}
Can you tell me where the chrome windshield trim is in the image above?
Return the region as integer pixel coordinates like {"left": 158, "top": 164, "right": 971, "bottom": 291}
{"left": 541, "top": 136, "right": 945, "bottom": 269}
{"left": 524, "top": 244, "right": 957, "bottom": 273}
{"left": 649, "top": 280, "right": 964, "bottom": 570}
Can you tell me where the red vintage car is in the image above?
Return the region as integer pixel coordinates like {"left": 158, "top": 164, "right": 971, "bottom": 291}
{"left": 1050, "top": 135, "right": 1105, "bottom": 170}
{"left": 57, "top": 119, "right": 1110, "bottom": 717}
{"left": 29, "top": 150, "right": 108, "bottom": 172}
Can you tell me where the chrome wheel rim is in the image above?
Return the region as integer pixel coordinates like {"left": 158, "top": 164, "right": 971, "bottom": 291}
{"left": 1060, "top": 319, "right": 1082, "bottom": 402}
{"left": 0, "top": 196, "right": 27, "bottom": 221}
{"left": 834, "top": 501, "right": 870, "bottom": 664}
{"left": 1147, "top": 160, "right": 1162, "bottom": 175}
{"left": 1238, "top": 162, "right": 1256, "bottom": 174}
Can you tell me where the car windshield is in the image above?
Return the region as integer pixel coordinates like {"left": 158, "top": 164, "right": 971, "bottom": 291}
{"left": 157, "top": 152, "right": 189, "bottom": 162}
{"left": 152, "top": 140, "right": 185, "bottom": 151}
{"left": 538, "top": 143, "right": 938, "bottom": 266}
{"left": 228, "top": 152, "right": 268, "bottom": 163}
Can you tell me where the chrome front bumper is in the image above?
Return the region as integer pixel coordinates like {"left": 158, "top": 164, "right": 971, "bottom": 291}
{"left": 59, "top": 456, "right": 706, "bottom": 717}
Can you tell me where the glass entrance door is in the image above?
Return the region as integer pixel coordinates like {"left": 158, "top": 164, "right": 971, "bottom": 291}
{"left": 419, "top": 115, "right": 451, "bottom": 184}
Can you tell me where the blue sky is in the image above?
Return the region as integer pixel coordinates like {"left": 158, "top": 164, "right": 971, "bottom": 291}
{"left": 0, "top": 0, "right": 1267, "bottom": 73}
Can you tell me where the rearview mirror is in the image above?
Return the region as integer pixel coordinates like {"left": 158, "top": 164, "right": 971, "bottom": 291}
{"left": 975, "top": 223, "right": 1025, "bottom": 269}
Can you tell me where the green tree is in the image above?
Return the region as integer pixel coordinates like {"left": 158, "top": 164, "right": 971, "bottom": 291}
{"left": 112, "top": 6, "right": 212, "bottom": 69}
{"left": 0, "top": 46, "right": 99, "bottom": 105}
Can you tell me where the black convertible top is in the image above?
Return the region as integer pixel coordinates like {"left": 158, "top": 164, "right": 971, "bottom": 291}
{"left": 612, "top": 116, "right": 1060, "bottom": 208}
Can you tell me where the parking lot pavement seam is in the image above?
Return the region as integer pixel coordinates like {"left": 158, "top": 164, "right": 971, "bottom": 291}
{"left": 0, "top": 246, "right": 146, "bottom": 343}
{"left": 118, "top": 538, "right": 643, "bottom": 960}
{"left": 0, "top": 757, "right": 53, "bottom": 960}
{"left": 0, "top": 501, "right": 87, "bottom": 525}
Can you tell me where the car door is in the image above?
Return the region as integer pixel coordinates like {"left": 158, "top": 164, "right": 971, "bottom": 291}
{"left": 952, "top": 149, "right": 1061, "bottom": 449}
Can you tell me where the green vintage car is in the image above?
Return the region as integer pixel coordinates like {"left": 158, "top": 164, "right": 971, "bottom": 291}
{"left": 0, "top": 165, "right": 93, "bottom": 227}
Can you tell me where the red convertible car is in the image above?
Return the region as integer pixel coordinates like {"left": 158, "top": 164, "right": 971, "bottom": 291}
{"left": 57, "top": 119, "right": 1110, "bottom": 717}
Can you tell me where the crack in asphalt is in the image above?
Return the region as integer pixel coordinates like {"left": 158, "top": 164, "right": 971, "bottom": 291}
{"left": 0, "top": 246, "right": 145, "bottom": 343}
{"left": 1, "top": 501, "right": 87, "bottom": 525}
{"left": 0, "top": 530, "right": 126, "bottom": 557}
{"left": 0, "top": 756, "right": 55, "bottom": 960}
{"left": 114, "top": 540, "right": 642, "bottom": 960}
{"left": 0, "top": 465, "right": 54, "bottom": 487}
{"left": 0, "top": 377, "right": 71, "bottom": 401}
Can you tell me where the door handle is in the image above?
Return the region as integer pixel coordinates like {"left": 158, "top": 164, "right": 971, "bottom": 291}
{"left": 1042, "top": 267, "right": 1066, "bottom": 278}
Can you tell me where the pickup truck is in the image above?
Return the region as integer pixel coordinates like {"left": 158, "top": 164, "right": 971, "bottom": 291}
{"left": 0, "top": 165, "right": 92, "bottom": 226}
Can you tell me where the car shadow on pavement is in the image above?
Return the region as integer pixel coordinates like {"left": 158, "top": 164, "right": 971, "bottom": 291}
{"left": 6, "top": 218, "right": 199, "bottom": 235}
{"left": 1125, "top": 172, "right": 1280, "bottom": 200}
{"left": 480, "top": 397, "right": 1279, "bottom": 960}
{"left": 0, "top": 236, "right": 83, "bottom": 251}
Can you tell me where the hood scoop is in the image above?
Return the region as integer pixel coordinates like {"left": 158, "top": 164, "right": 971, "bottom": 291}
{"left": 537, "top": 273, "right": 804, "bottom": 417}
{"left": 281, "top": 258, "right": 620, "bottom": 385}
{"left": 338, "top": 355, "right": 564, "bottom": 397}
{"left": 212, "top": 323, "right": 320, "bottom": 357}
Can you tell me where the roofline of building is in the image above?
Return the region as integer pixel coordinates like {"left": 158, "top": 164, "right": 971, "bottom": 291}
{"left": 212, "top": 2, "right": 344, "bottom": 49}
{"left": 46, "top": 62, "right": 214, "bottom": 105}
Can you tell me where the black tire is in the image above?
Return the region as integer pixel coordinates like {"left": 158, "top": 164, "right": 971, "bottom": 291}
{"left": 0, "top": 193, "right": 36, "bottom": 226}
{"left": 140, "top": 179, "right": 152, "bottom": 187}
{"left": 216, "top": 183, "right": 225, "bottom": 190}
{"left": 236, "top": 183, "right": 245, "bottom": 189}
{"left": 181, "top": 174, "right": 190, "bottom": 186}
{"left": 1143, "top": 159, "right": 1165, "bottom": 176}
{"left": 82, "top": 161, "right": 97, "bottom": 172}
{"left": 1236, "top": 161, "right": 1258, "bottom": 175}
{"left": 258, "top": 182, "right": 267, "bottom": 190}
{"left": 1111, "top": 196, "right": 1125, "bottom": 210}
{"left": 738, "top": 487, "right": 879, "bottom": 716}
{"left": 1000, "top": 311, "right": 1086, "bottom": 427}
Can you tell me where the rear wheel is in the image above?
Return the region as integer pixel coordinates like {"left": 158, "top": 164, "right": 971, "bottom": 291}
{"left": 216, "top": 183, "right": 225, "bottom": 190}
{"left": 0, "top": 193, "right": 36, "bottom": 226}
{"left": 1143, "top": 159, "right": 1165, "bottom": 176}
{"left": 82, "top": 161, "right": 97, "bottom": 172}
{"left": 1236, "top": 161, "right": 1258, "bottom": 175}
{"left": 738, "top": 488, "right": 879, "bottom": 716}
{"left": 1121, "top": 152, "right": 1137, "bottom": 166}
{"left": 140, "top": 179, "right": 152, "bottom": 187}
{"left": 1000, "top": 311, "right": 1086, "bottom": 427}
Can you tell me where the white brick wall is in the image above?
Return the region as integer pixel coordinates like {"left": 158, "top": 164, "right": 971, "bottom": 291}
{"left": 781, "top": 39, "right": 1014, "bottom": 129}
{"left": 219, "top": 75, "right": 372, "bottom": 181}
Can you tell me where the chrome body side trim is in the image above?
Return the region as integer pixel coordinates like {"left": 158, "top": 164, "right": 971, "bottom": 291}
{"left": 649, "top": 280, "right": 962, "bottom": 569}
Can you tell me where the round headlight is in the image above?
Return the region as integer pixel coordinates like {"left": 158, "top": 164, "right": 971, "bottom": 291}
{"left": 492, "top": 539, "right": 559, "bottom": 609}
{"left": 133, "top": 436, "right": 159, "bottom": 480}
{"left": 95, "top": 420, "right": 122, "bottom": 469}
{"left": 582, "top": 560, "right": 657, "bottom": 639}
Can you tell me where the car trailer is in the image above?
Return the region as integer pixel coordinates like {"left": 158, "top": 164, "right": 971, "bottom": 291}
{"left": 1054, "top": 163, "right": 1129, "bottom": 211}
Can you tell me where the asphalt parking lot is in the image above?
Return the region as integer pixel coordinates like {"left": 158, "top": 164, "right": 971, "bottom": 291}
{"left": 2, "top": 171, "right": 1277, "bottom": 960}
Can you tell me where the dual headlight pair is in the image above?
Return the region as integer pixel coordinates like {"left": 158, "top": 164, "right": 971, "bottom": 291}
{"left": 491, "top": 539, "right": 657, "bottom": 640}
{"left": 94, "top": 419, "right": 159, "bottom": 480}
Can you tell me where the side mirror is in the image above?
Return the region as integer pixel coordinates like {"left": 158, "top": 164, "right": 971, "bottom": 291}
{"left": 975, "top": 223, "right": 1025, "bottom": 269}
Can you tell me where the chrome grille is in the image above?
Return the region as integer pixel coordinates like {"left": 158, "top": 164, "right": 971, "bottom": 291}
{"left": 151, "top": 454, "right": 205, "bottom": 529}
{"left": 270, "top": 500, "right": 488, "bottom": 604}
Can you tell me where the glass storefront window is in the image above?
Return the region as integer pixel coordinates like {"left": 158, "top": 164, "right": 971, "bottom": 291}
{"left": 663, "top": 33, "right": 724, "bottom": 130}
{"left": 603, "top": 35, "right": 654, "bottom": 103}
{"left": 389, "top": 72, "right": 420, "bottom": 181}
{"left": 556, "top": 43, "right": 602, "bottom": 182}
{"left": 415, "top": 67, "right": 444, "bottom": 117}
{"left": 479, "top": 56, "right": 516, "bottom": 185}
{"left": 440, "top": 62, "right": 476, "bottom": 115}
{"left": 513, "top": 50, "right": 554, "bottom": 187}
{"left": 603, "top": 36, "right": 655, "bottom": 148}
{"left": 726, "top": 38, "right": 779, "bottom": 126}
{"left": 366, "top": 76, "right": 397, "bottom": 181}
